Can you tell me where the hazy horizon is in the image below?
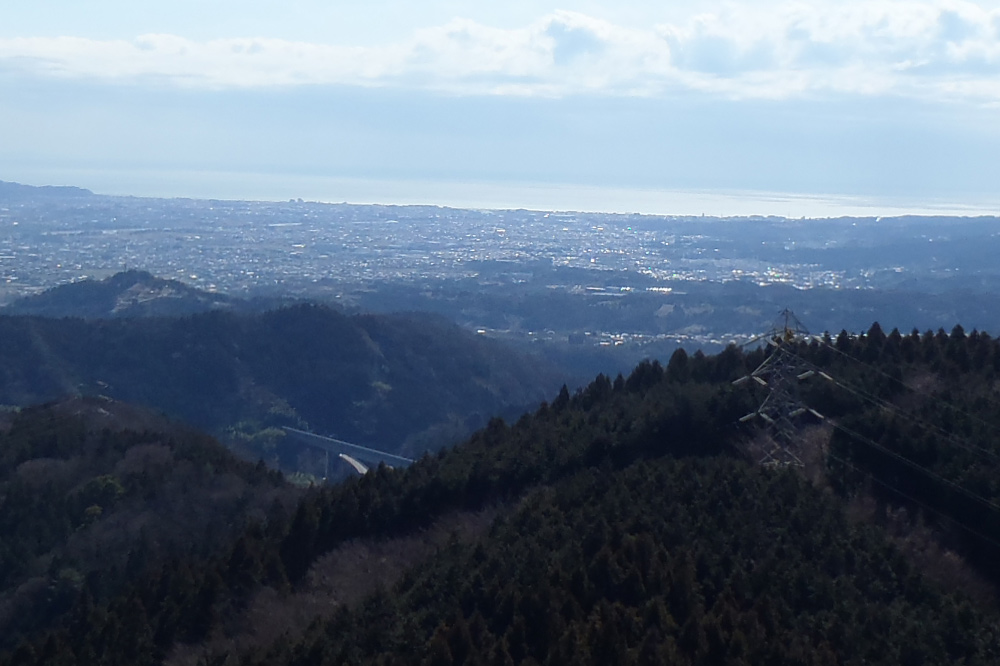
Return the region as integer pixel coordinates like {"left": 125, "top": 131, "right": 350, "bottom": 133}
{"left": 5, "top": 168, "right": 1000, "bottom": 220}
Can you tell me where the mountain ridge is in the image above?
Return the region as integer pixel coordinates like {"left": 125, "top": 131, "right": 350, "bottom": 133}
{"left": 3, "top": 270, "right": 246, "bottom": 319}
{"left": 0, "top": 300, "right": 565, "bottom": 463}
{"left": 0, "top": 180, "right": 93, "bottom": 199}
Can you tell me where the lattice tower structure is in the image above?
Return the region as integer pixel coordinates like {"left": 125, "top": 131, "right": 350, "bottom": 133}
{"left": 735, "top": 309, "right": 823, "bottom": 466}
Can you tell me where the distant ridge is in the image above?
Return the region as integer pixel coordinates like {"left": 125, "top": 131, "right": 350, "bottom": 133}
{"left": 0, "top": 179, "right": 93, "bottom": 199}
{"left": 0, "top": 298, "right": 564, "bottom": 459}
{"left": 3, "top": 269, "right": 240, "bottom": 318}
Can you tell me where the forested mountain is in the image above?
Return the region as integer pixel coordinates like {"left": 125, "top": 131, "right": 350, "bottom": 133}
{"left": 3, "top": 323, "right": 1000, "bottom": 665}
{"left": 0, "top": 398, "right": 296, "bottom": 651}
{"left": 2, "top": 271, "right": 245, "bottom": 319}
{"left": 0, "top": 303, "right": 563, "bottom": 461}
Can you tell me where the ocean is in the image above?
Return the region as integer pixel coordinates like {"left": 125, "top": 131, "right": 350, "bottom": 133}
{"left": 4, "top": 166, "right": 998, "bottom": 219}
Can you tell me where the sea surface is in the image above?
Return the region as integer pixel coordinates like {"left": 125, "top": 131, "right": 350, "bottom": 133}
{"left": 5, "top": 166, "right": 999, "bottom": 219}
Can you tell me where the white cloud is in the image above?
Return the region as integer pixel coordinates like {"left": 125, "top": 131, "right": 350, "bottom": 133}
{"left": 1, "top": 2, "right": 998, "bottom": 102}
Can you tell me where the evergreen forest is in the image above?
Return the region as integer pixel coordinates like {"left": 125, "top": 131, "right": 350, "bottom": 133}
{"left": 0, "top": 303, "right": 562, "bottom": 463}
{"left": 3, "top": 323, "right": 1000, "bottom": 665}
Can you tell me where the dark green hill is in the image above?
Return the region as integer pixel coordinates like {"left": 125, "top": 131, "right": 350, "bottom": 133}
{"left": 0, "top": 397, "right": 295, "bottom": 650}
{"left": 0, "top": 304, "right": 563, "bottom": 460}
{"left": 5, "top": 325, "right": 1000, "bottom": 665}
{"left": 2, "top": 270, "right": 242, "bottom": 319}
{"left": 244, "top": 458, "right": 997, "bottom": 666}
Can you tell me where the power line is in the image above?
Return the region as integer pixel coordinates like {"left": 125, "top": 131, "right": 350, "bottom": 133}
{"left": 828, "top": 420, "right": 1000, "bottom": 516}
{"left": 783, "top": 346, "right": 1000, "bottom": 464}
{"left": 825, "top": 447, "right": 1000, "bottom": 552}
{"left": 814, "top": 335, "right": 1000, "bottom": 439}
{"left": 736, "top": 313, "right": 1000, "bottom": 522}
{"left": 736, "top": 313, "right": 1000, "bottom": 524}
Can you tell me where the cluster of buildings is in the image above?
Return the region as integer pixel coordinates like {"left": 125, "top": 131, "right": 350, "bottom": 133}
{"left": 0, "top": 194, "right": 861, "bottom": 304}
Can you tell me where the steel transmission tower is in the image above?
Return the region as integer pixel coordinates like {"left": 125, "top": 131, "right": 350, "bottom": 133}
{"left": 734, "top": 309, "right": 825, "bottom": 466}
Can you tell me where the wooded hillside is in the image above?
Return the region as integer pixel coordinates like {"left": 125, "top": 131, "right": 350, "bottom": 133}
{"left": 0, "top": 304, "right": 563, "bottom": 461}
{"left": 3, "top": 323, "right": 1000, "bottom": 665}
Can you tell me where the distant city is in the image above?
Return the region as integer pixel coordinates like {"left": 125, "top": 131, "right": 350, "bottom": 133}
{"left": 0, "top": 194, "right": 859, "bottom": 297}
{"left": 4, "top": 184, "right": 1000, "bottom": 362}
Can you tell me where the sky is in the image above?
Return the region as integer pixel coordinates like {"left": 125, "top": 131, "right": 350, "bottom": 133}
{"left": 2, "top": 0, "right": 999, "bottom": 215}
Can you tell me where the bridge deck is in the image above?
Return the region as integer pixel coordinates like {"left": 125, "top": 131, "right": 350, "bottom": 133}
{"left": 282, "top": 427, "right": 415, "bottom": 469}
